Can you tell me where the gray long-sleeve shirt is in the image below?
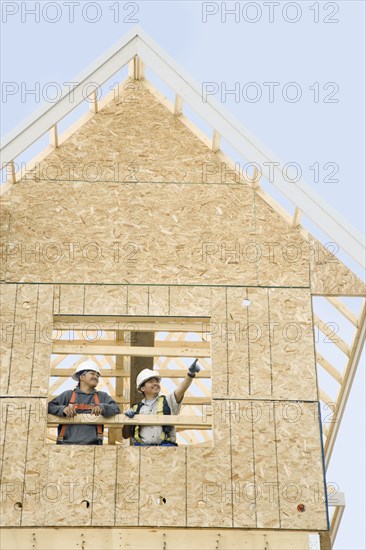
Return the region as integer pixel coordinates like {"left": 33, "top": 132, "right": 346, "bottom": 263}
{"left": 48, "top": 388, "right": 120, "bottom": 445}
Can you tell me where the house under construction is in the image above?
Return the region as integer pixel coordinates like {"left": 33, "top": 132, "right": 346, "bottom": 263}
{"left": 1, "top": 27, "right": 365, "bottom": 550}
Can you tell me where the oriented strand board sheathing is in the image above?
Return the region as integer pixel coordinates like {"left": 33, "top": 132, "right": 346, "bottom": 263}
{"left": 30, "top": 285, "right": 54, "bottom": 395}
{"left": 0, "top": 196, "right": 12, "bottom": 281}
{"left": 169, "top": 286, "right": 211, "bottom": 317}
{"left": 147, "top": 286, "right": 170, "bottom": 316}
{"left": 91, "top": 447, "right": 118, "bottom": 526}
{"left": 187, "top": 403, "right": 233, "bottom": 528}
{"left": 210, "top": 287, "right": 228, "bottom": 398}
{"left": 0, "top": 283, "right": 17, "bottom": 393}
{"left": 0, "top": 399, "right": 45, "bottom": 526}
{"left": 127, "top": 286, "right": 149, "bottom": 315}
{"left": 59, "top": 284, "right": 85, "bottom": 314}
{"left": 275, "top": 402, "right": 328, "bottom": 530}
{"left": 309, "top": 237, "right": 366, "bottom": 296}
{"left": 254, "top": 194, "right": 309, "bottom": 287}
{"left": 251, "top": 401, "right": 280, "bottom": 528}
{"left": 7, "top": 284, "right": 39, "bottom": 395}
{"left": 139, "top": 447, "right": 186, "bottom": 526}
{"left": 115, "top": 447, "right": 139, "bottom": 527}
{"left": 25, "top": 80, "right": 241, "bottom": 185}
{"left": 5, "top": 181, "right": 260, "bottom": 286}
{"left": 245, "top": 288, "right": 272, "bottom": 398}
{"left": 44, "top": 446, "right": 94, "bottom": 526}
{"left": 269, "top": 289, "right": 317, "bottom": 401}
{"left": 19, "top": 399, "right": 49, "bottom": 527}
{"left": 226, "top": 288, "right": 251, "bottom": 398}
{"left": 84, "top": 285, "right": 128, "bottom": 315}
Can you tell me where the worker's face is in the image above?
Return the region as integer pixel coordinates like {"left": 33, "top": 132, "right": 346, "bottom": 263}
{"left": 80, "top": 370, "right": 100, "bottom": 388}
{"left": 141, "top": 377, "right": 160, "bottom": 396}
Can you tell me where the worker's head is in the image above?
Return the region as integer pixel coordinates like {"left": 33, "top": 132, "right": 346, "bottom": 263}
{"left": 136, "top": 368, "right": 161, "bottom": 398}
{"left": 72, "top": 360, "right": 101, "bottom": 390}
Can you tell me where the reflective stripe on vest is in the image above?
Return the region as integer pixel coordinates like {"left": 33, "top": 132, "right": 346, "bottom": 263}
{"left": 132, "top": 395, "right": 172, "bottom": 443}
{"left": 57, "top": 390, "right": 104, "bottom": 444}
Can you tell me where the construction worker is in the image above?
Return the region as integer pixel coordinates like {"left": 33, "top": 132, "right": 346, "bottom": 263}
{"left": 122, "top": 359, "right": 201, "bottom": 446}
{"left": 48, "top": 359, "right": 120, "bottom": 445}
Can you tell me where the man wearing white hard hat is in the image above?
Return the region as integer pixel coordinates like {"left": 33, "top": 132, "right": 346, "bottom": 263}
{"left": 48, "top": 359, "right": 120, "bottom": 445}
{"left": 122, "top": 359, "right": 201, "bottom": 446}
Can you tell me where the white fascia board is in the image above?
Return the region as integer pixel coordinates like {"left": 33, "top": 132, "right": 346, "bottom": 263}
{"left": 136, "top": 32, "right": 365, "bottom": 269}
{"left": 1, "top": 30, "right": 140, "bottom": 164}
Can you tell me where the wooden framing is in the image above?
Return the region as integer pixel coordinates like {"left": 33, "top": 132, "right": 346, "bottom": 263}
{"left": 1, "top": 528, "right": 324, "bottom": 550}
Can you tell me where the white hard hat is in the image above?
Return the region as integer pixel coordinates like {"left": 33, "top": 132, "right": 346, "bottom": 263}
{"left": 72, "top": 360, "right": 101, "bottom": 381}
{"left": 136, "top": 369, "right": 161, "bottom": 391}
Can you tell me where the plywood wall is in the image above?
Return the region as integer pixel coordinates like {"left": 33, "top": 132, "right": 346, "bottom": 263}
{"left": 0, "top": 282, "right": 327, "bottom": 531}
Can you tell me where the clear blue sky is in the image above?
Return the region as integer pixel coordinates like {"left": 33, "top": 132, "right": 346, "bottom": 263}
{"left": 1, "top": 1, "right": 365, "bottom": 548}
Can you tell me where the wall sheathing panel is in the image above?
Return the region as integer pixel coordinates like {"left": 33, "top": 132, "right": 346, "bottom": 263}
{"left": 269, "top": 288, "right": 317, "bottom": 401}
{"left": 0, "top": 196, "right": 11, "bottom": 281}
{"left": 115, "top": 448, "right": 139, "bottom": 526}
{"left": 309, "top": 238, "right": 366, "bottom": 295}
{"left": 4, "top": 180, "right": 311, "bottom": 288}
{"left": 43, "top": 446, "right": 94, "bottom": 526}
{"left": 1, "top": 284, "right": 53, "bottom": 397}
{"left": 186, "top": 406, "right": 232, "bottom": 528}
{"left": 1, "top": 282, "right": 327, "bottom": 530}
{"left": 0, "top": 283, "right": 17, "bottom": 393}
{"left": 84, "top": 285, "right": 128, "bottom": 315}
{"left": 91, "top": 447, "right": 118, "bottom": 526}
{"left": 139, "top": 447, "right": 186, "bottom": 526}
{"left": 0, "top": 398, "right": 47, "bottom": 526}
{"left": 276, "top": 401, "right": 327, "bottom": 530}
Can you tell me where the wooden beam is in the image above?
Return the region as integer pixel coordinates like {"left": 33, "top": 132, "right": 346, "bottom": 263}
{"left": 326, "top": 297, "right": 359, "bottom": 327}
{"left": 0, "top": 527, "right": 317, "bottom": 550}
{"left": 314, "top": 315, "right": 350, "bottom": 357}
{"left": 292, "top": 207, "right": 302, "bottom": 228}
{"left": 52, "top": 339, "right": 210, "bottom": 351}
{"left": 174, "top": 94, "right": 183, "bottom": 115}
{"left": 52, "top": 343, "right": 210, "bottom": 358}
{"left": 48, "top": 124, "right": 58, "bottom": 148}
{"left": 325, "top": 303, "right": 366, "bottom": 467}
{"left": 47, "top": 414, "right": 212, "bottom": 429}
{"left": 89, "top": 90, "right": 99, "bottom": 114}
{"left": 53, "top": 315, "right": 210, "bottom": 333}
{"left": 212, "top": 130, "right": 221, "bottom": 152}
{"left": 50, "top": 368, "right": 211, "bottom": 378}
{"left": 319, "top": 388, "right": 334, "bottom": 406}
{"left": 316, "top": 352, "right": 343, "bottom": 385}
{"left": 250, "top": 166, "right": 261, "bottom": 190}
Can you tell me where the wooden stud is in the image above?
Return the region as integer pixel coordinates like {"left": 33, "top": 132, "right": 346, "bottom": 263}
{"left": 326, "top": 296, "right": 359, "bottom": 327}
{"left": 292, "top": 206, "right": 302, "bottom": 228}
{"left": 316, "top": 352, "right": 343, "bottom": 385}
{"left": 49, "top": 367, "right": 211, "bottom": 378}
{"left": 212, "top": 130, "right": 220, "bottom": 152}
{"left": 89, "top": 90, "right": 99, "bottom": 114}
{"left": 49, "top": 125, "right": 58, "bottom": 148}
{"left": 314, "top": 315, "right": 350, "bottom": 357}
{"left": 52, "top": 343, "right": 210, "bottom": 358}
{"left": 174, "top": 94, "right": 183, "bottom": 116}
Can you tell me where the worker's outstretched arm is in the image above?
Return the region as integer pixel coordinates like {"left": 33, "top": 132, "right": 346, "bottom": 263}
{"left": 174, "top": 359, "right": 201, "bottom": 404}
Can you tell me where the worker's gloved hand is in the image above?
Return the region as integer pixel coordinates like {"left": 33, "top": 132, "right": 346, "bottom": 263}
{"left": 91, "top": 405, "right": 103, "bottom": 416}
{"left": 188, "top": 359, "right": 201, "bottom": 377}
{"left": 63, "top": 404, "right": 77, "bottom": 417}
{"left": 124, "top": 408, "right": 136, "bottom": 418}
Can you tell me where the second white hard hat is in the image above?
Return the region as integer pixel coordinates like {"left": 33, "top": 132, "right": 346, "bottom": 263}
{"left": 72, "top": 360, "right": 101, "bottom": 381}
{"left": 136, "top": 368, "right": 161, "bottom": 391}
